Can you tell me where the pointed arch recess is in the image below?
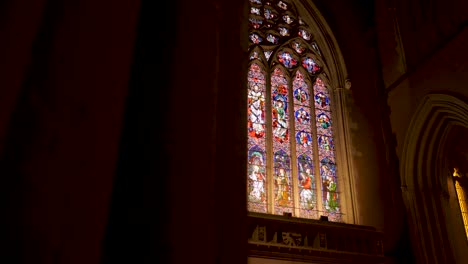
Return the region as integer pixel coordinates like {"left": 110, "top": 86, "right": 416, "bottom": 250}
{"left": 400, "top": 93, "right": 468, "bottom": 263}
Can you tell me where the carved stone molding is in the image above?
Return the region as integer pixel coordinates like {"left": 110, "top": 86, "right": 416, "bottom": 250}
{"left": 248, "top": 212, "right": 384, "bottom": 263}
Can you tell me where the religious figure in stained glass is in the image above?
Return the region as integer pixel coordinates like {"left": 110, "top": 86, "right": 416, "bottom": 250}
{"left": 272, "top": 69, "right": 289, "bottom": 143}
{"left": 295, "top": 108, "right": 310, "bottom": 124}
{"left": 277, "top": 51, "right": 298, "bottom": 68}
{"left": 294, "top": 87, "right": 308, "bottom": 103}
{"left": 298, "top": 155, "right": 315, "bottom": 209}
{"left": 248, "top": 84, "right": 266, "bottom": 139}
{"left": 326, "top": 177, "right": 338, "bottom": 211}
{"left": 248, "top": 148, "right": 266, "bottom": 203}
{"left": 296, "top": 131, "right": 312, "bottom": 147}
{"left": 274, "top": 150, "right": 292, "bottom": 207}
{"left": 317, "top": 113, "right": 331, "bottom": 129}
{"left": 318, "top": 135, "right": 333, "bottom": 151}
{"left": 248, "top": 63, "right": 266, "bottom": 139}
{"left": 321, "top": 158, "right": 338, "bottom": 212}
{"left": 275, "top": 167, "right": 290, "bottom": 205}
{"left": 314, "top": 92, "right": 329, "bottom": 108}
{"left": 302, "top": 57, "right": 320, "bottom": 74}
{"left": 272, "top": 96, "right": 288, "bottom": 142}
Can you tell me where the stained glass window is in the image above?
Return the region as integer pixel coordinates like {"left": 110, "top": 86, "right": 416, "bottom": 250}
{"left": 453, "top": 168, "right": 468, "bottom": 240}
{"left": 247, "top": 0, "right": 342, "bottom": 221}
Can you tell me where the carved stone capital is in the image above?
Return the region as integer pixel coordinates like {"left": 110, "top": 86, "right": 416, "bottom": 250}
{"left": 344, "top": 79, "right": 352, "bottom": 90}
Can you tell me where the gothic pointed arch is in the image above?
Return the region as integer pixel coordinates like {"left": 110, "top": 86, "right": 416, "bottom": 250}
{"left": 246, "top": 0, "right": 356, "bottom": 223}
{"left": 400, "top": 93, "right": 468, "bottom": 263}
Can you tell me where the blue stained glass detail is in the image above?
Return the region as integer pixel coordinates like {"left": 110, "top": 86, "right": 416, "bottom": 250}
{"left": 296, "top": 131, "right": 312, "bottom": 147}
{"left": 277, "top": 51, "right": 298, "bottom": 68}
{"left": 266, "top": 33, "right": 279, "bottom": 44}
{"left": 264, "top": 8, "right": 277, "bottom": 19}
{"left": 294, "top": 87, "right": 308, "bottom": 103}
{"left": 249, "top": 33, "right": 263, "bottom": 44}
{"left": 302, "top": 57, "right": 320, "bottom": 74}
{"left": 314, "top": 92, "right": 329, "bottom": 108}
{"left": 295, "top": 108, "right": 310, "bottom": 124}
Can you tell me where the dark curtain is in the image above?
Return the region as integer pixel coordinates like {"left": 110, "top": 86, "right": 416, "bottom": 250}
{"left": 0, "top": 1, "right": 141, "bottom": 263}
{"left": 0, "top": 0, "right": 248, "bottom": 263}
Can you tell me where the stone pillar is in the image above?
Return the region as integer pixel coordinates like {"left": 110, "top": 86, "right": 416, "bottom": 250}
{"left": 165, "top": 0, "right": 249, "bottom": 264}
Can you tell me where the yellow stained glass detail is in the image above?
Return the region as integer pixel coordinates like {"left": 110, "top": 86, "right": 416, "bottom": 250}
{"left": 453, "top": 168, "right": 468, "bottom": 240}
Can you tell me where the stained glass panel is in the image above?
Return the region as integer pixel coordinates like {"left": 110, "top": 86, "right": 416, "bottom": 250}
{"left": 302, "top": 56, "right": 321, "bottom": 74}
{"left": 249, "top": 17, "right": 264, "bottom": 29}
{"left": 298, "top": 154, "right": 317, "bottom": 218}
{"left": 318, "top": 135, "right": 334, "bottom": 158}
{"left": 282, "top": 14, "right": 294, "bottom": 24}
{"left": 293, "top": 71, "right": 317, "bottom": 218}
{"left": 274, "top": 150, "right": 293, "bottom": 214}
{"left": 266, "top": 33, "right": 279, "bottom": 44}
{"left": 249, "top": 33, "right": 263, "bottom": 44}
{"left": 247, "top": 0, "right": 342, "bottom": 222}
{"left": 293, "top": 88, "right": 309, "bottom": 106}
{"left": 264, "top": 50, "right": 273, "bottom": 61}
{"left": 264, "top": 7, "right": 277, "bottom": 19}
{"left": 314, "top": 77, "right": 330, "bottom": 111}
{"left": 248, "top": 146, "right": 268, "bottom": 213}
{"left": 247, "top": 62, "right": 268, "bottom": 213}
{"left": 277, "top": 1, "right": 288, "bottom": 10}
{"left": 298, "top": 29, "right": 311, "bottom": 40}
{"left": 278, "top": 26, "right": 290, "bottom": 37}
{"left": 320, "top": 157, "right": 339, "bottom": 215}
{"left": 277, "top": 51, "right": 298, "bottom": 68}
{"left": 312, "top": 42, "right": 321, "bottom": 56}
{"left": 271, "top": 67, "right": 289, "bottom": 144}
{"left": 316, "top": 112, "right": 332, "bottom": 136}
{"left": 251, "top": 6, "right": 261, "bottom": 15}
{"left": 250, "top": 51, "right": 260, "bottom": 61}
{"left": 291, "top": 40, "right": 307, "bottom": 54}
{"left": 313, "top": 78, "right": 340, "bottom": 221}
{"left": 295, "top": 108, "right": 310, "bottom": 125}
{"left": 248, "top": 63, "right": 266, "bottom": 140}
{"left": 270, "top": 67, "right": 293, "bottom": 215}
